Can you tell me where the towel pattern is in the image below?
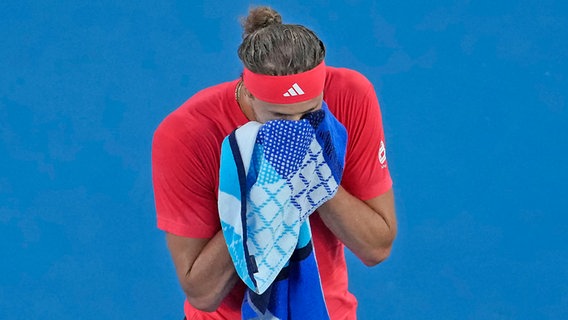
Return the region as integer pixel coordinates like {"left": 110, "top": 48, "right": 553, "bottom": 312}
{"left": 218, "top": 102, "right": 347, "bottom": 319}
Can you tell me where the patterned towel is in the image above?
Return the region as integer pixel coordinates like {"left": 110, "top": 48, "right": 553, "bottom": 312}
{"left": 218, "top": 102, "right": 347, "bottom": 319}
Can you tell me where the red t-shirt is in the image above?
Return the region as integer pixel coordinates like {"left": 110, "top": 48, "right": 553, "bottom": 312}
{"left": 152, "top": 66, "right": 393, "bottom": 319}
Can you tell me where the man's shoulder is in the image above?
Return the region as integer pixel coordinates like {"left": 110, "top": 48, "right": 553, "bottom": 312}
{"left": 323, "top": 66, "right": 375, "bottom": 113}
{"left": 325, "top": 66, "right": 373, "bottom": 91}
{"left": 189, "top": 80, "right": 237, "bottom": 105}
{"left": 154, "top": 80, "right": 238, "bottom": 138}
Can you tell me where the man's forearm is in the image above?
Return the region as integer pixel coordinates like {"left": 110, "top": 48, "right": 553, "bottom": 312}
{"left": 184, "top": 230, "right": 239, "bottom": 312}
{"left": 318, "top": 186, "right": 396, "bottom": 266}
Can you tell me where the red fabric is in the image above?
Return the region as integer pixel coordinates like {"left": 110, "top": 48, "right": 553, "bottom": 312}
{"left": 152, "top": 66, "right": 392, "bottom": 319}
{"left": 243, "top": 61, "right": 326, "bottom": 104}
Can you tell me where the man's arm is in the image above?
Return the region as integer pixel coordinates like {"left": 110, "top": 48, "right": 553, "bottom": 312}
{"left": 166, "top": 230, "right": 239, "bottom": 312}
{"left": 317, "top": 186, "right": 396, "bottom": 266}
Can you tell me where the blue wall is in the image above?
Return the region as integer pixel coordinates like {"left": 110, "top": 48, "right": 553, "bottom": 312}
{"left": 1, "top": 1, "right": 567, "bottom": 319}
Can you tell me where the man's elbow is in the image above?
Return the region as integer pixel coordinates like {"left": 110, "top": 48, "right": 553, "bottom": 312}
{"left": 361, "top": 230, "right": 397, "bottom": 266}
{"left": 185, "top": 293, "right": 222, "bottom": 313}
{"left": 361, "top": 245, "right": 393, "bottom": 266}
{"left": 183, "top": 285, "right": 223, "bottom": 313}
{"left": 363, "top": 220, "right": 398, "bottom": 266}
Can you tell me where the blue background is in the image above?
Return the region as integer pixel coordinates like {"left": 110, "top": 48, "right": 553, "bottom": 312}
{"left": 1, "top": 1, "right": 567, "bottom": 319}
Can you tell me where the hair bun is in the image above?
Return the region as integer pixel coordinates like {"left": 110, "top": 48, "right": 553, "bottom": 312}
{"left": 241, "top": 6, "right": 282, "bottom": 38}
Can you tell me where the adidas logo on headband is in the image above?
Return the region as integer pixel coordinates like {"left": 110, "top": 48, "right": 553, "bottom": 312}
{"left": 283, "top": 83, "right": 305, "bottom": 97}
{"left": 243, "top": 62, "right": 325, "bottom": 103}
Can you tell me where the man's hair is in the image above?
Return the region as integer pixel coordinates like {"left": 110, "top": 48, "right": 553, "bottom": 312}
{"left": 237, "top": 6, "right": 326, "bottom": 76}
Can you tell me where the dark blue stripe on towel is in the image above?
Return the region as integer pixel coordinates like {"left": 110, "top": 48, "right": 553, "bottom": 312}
{"left": 228, "top": 130, "right": 258, "bottom": 288}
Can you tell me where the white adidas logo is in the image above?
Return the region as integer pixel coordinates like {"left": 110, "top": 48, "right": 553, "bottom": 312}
{"left": 283, "top": 83, "right": 305, "bottom": 97}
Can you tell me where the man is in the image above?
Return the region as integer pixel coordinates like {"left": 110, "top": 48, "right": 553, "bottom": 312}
{"left": 152, "top": 6, "right": 396, "bottom": 319}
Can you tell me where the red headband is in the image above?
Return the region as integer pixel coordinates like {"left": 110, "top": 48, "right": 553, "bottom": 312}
{"left": 243, "top": 61, "right": 326, "bottom": 104}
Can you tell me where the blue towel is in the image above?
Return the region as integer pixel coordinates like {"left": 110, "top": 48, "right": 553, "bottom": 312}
{"left": 218, "top": 102, "right": 347, "bottom": 319}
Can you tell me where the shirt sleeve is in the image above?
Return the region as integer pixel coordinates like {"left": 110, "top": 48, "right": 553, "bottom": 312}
{"left": 151, "top": 115, "right": 221, "bottom": 238}
{"left": 340, "top": 74, "right": 393, "bottom": 201}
